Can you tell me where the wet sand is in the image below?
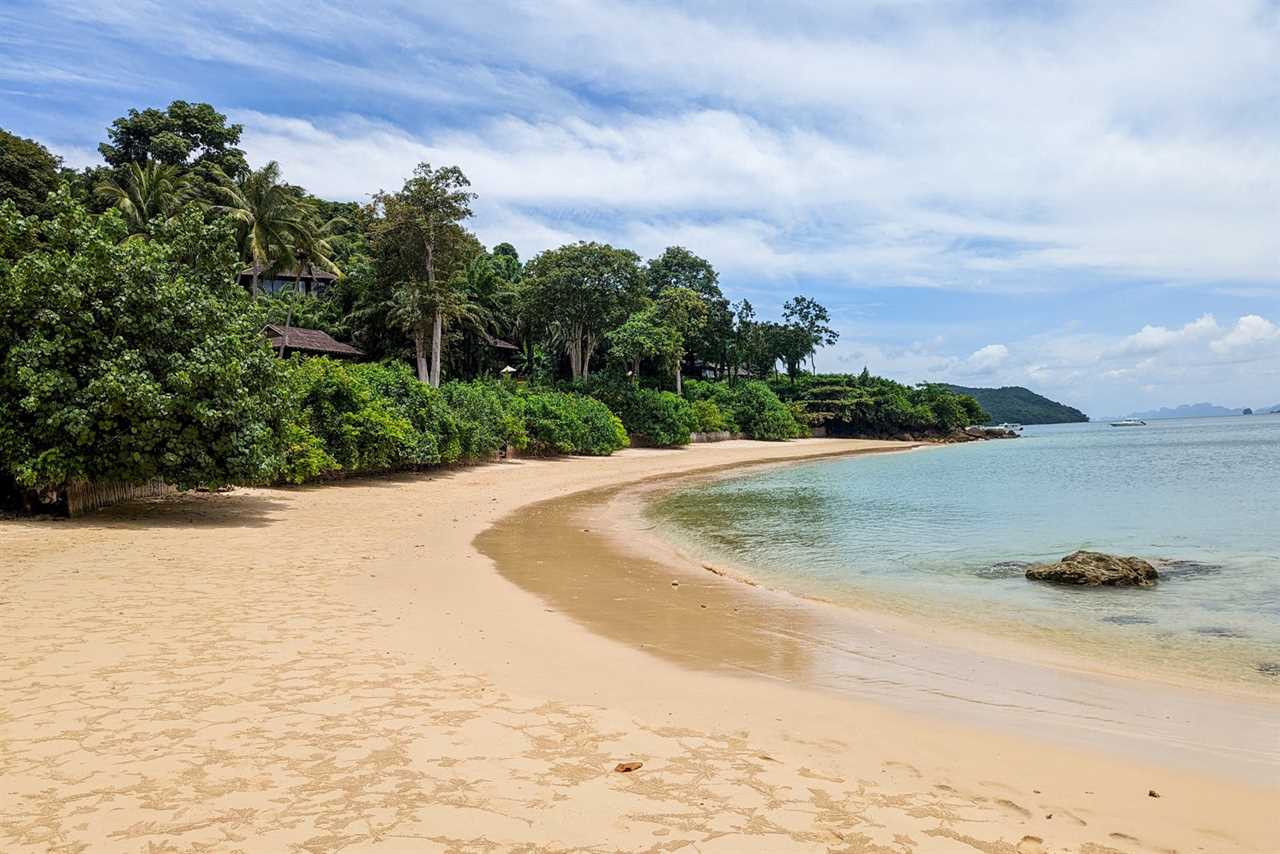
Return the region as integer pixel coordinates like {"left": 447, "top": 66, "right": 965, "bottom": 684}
{"left": 480, "top": 475, "right": 1280, "bottom": 780}
{"left": 2, "top": 439, "right": 1277, "bottom": 852}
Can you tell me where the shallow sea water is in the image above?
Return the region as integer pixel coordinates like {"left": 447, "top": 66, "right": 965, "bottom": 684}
{"left": 650, "top": 416, "right": 1280, "bottom": 687}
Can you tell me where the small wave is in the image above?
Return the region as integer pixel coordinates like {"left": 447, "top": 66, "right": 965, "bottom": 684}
{"left": 972, "top": 560, "right": 1030, "bottom": 579}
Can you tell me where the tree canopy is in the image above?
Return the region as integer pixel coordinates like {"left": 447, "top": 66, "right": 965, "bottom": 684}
{"left": 521, "top": 241, "right": 647, "bottom": 380}
{"left": 99, "top": 100, "right": 247, "bottom": 178}
{"left": 0, "top": 128, "right": 62, "bottom": 217}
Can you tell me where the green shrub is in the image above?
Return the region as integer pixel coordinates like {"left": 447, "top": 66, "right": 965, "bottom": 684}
{"left": 443, "top": 381, "right": 527, "bottom": 459}
{"left": 684, "top": 379, "right": 802, "bottom": 440}
{"left": 354, "top": 361, "right": 460, "bottom": 464}
{"left": 283, "top": 358, "right": 421, "bottom": 476}
{"left": 276, "top": 420, "right": 337, "bottom": 484}
{"left": 518, "top": 389, "right": 628, "bottom": 456}
{"left": 690, "top": 398, "right": 730, "bottom": 433}
{"left": 620, "top": 388, "right": 696, "bottom": 446}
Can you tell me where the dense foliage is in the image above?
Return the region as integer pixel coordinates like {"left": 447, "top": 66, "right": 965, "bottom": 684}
{"left": 939, "top": 384, "right": 1089, "bottom": 424}
{"left": 683, "top": 380, "right": 807, "bottom": 440}
{"left": 1, "top": 129, "right": 63, "bottom": 217}
{"left": 514, "top": 389, "right": 629, "bottom": 456}
{"left": 772, "top": 373, "right": 987, "bottom": 437}
{"left": 0, "top": 192, "right": 283, "bottom": 491}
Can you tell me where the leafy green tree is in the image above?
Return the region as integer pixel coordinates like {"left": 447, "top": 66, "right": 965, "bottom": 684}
{"left": 521, "top": 241, "right": 647, "bottom": 380}
{"left": 99, "top": 100, "right": 247, "bottom": 179}
{"left": 0, "top": 129, "right": 62, "bottom": 216}
{"left": 608, "top": 306, "right": 679, "bottom": 381}
{"left": 782, "top": 295, "right": 839, "bottom": 372}
{"left": 369, "top": 163, "right": 478, "bottom": 386}
{"left": 0, "top": 191, "right": 282, "bottom": 494}
{"left": 94, "top": 160, "right": 193, "bottom": 236}
{"left": 772, "top": 322, "right": 815, "bottom": 380}
{"left": 646, "top": 246, "right": 726, "bottom": 375}
{"left": 653, "top": 286, "right": 708, "bottom": 395}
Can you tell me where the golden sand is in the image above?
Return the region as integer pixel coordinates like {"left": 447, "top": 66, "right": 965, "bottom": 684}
{"left": 2, "top": 439, "right": 1277, "bottom": 852}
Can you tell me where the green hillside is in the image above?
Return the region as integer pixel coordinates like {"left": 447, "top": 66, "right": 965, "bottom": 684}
{"left": 939, "top": 385, "right": 1088, "bottom": 425}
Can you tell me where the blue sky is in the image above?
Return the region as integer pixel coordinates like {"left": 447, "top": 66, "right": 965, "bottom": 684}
{"left": 3, "top": 0, "right": 1279, "bottom": 415}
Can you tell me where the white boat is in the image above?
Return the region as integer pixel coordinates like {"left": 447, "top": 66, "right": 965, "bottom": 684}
{"left": 1110, "top": 419, "right": 1146, "bottom": 427}
{"left": 995, "top": 422, "right": 1023, "bottom": 432}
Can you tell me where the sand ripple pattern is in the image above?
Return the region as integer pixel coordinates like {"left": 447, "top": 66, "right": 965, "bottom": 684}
{"left": 0, "top": 483, "right": 1236, "bottom": 853}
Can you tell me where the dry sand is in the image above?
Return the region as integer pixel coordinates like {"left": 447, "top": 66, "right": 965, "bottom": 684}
{"left": 2, "top": 439, "right": 1277, "bottom": 853}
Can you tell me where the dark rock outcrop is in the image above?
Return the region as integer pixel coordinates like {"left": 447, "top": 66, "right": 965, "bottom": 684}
{"left": 1025, "top": 551, "right": 1158, "bottom": 587}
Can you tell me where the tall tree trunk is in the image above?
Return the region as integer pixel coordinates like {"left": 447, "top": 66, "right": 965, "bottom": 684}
{"left": 567, "top": 323, "right": 583, "bottom": 380}
{"left": 675, "top": 361, "right": 683, "bottom": 396}
{"left": 430, "top": 308, "right": 443, "bottom": 387}
{"left": 414, "top": 328, "right": 429, "bottom": 383}
{"left": 632, "top": 357, "right": 640, "bottom": 383}
{"left": 582, "top": 333, "right": 596, "bottom": 380}
{"left": 251, "top": 269, "right": 260, "bottom": 301}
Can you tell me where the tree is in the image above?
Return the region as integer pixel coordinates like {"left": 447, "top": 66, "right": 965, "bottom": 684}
{"left": 653, "top": 286, "right": 708, "bottom": 395}
{"left": 211, "top": 161, "right": 315, "bottom": 298}
{"left": 521, "top": 242, "right": 647, "bottom": 381}
{"left": 94, "top": 160, "right": 192, "bottom": 236}
{"left": 646, "top": 246, "right": 726, "bottom": 375}
{"left": 370, "top": 163, "right": 477, "bottom": 386}
{"left": 782, "top": 295, "right": 839, "bottom": 372}
{"left": 646, "top": 246, "right": 720, "bottom": 299}
{"left": 608, "top": 307, "right": 679, "bottom": 381}
{"left": 772, "top": 323, "right": 815, "bottom": 380}
{"left": 0, "top": 129, "right": 62, "bottom": 216}
{"left": 0, "top": 190, "right": 283, "bottom": 496}
{"left": 99, "top": 100, "right": 247, "bottom": 179}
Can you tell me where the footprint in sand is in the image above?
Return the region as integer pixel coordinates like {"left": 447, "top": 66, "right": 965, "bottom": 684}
{"left": 1015, "top": 836, "right": 1044, "bottom": 854}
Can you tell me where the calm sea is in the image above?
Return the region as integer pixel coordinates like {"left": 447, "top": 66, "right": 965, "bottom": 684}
{"left": 650, "top": 416, "right": 1280, "bottom": 687}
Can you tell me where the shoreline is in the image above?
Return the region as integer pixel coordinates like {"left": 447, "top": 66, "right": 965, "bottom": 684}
{"left": 626, "top": 462, "right": 1280, "bottom": 699}
{"left": 478, "top": 460, "right": 1280, "bottom": 782}
{"left": 4, "top": 439, "right": 1278, "bottom": 852}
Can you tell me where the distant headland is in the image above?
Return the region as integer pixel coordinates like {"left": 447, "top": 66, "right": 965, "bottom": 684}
{"left": 939, "top": 385, "right": 1089, "bottom": 425}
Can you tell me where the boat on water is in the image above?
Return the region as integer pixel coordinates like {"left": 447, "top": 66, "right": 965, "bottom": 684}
{"left": 995, "top": 422, "right": 1023, "bottom": 432}
{"left": 1110, "top": 419, "right": 1147, "bottom": 427}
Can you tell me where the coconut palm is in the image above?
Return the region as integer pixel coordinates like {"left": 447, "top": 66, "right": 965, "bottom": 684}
{"left": 94, "top": 161, "right": 192, "bottom": 236}
{"left": 210, "top": 161, "right": 314, "bottom": 299}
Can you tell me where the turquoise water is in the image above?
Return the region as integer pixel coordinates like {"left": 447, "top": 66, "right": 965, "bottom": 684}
{"left": 650, "top": 417, "right": 1280, "bottom": 685}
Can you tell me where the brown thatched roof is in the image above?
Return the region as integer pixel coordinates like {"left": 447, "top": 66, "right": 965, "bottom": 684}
{"left": 241, "top": 264, "right": 338, "bottom": 282}
{"left": 261, "top": 325, "right": 363, "bottom": 357}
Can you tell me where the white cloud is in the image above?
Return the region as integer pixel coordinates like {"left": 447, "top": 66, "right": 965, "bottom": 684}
{"left": 1112, "top": 314, "right": 1220, "bottom": 356}
{"left": 964, "top": 344, "right": 1010, "bottom": 374}
{"left": 17, "top": 1, "right": 1279, "bottom": 293}
{"left": 1210, "top": 315, "right": 1280, "bottom": 355}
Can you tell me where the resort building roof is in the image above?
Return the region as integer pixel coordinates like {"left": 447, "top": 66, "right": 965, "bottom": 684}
{"left": 261, "top": 324, "right": 364, "bottom": 358}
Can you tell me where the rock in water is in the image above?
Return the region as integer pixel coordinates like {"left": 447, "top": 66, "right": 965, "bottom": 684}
{"left": 1025, "top": 551, "right": 1158, "bottom": 587}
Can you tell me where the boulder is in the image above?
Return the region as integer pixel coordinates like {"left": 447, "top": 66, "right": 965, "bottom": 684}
{"left": 1025, "top": 551, "right": 1158, "bottom": 587}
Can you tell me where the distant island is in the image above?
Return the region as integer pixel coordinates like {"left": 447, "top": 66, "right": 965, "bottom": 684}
{"left": 940, "top": 385, "right": 1089, "bottom": 425}
{"left": 1117, "top": 402, "right": 1279, "bottom": 420}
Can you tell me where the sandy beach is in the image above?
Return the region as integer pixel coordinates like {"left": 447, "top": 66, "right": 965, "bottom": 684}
{"left": 3, "top": 439, "right": 1277, "bottom": 853}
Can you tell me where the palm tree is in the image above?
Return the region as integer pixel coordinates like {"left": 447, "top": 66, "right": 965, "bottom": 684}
{"left": 210, "top": 161, "right": 313, "bottom": 299}
{"left": 94, "top": 161, "right": 191, "bottom": 236}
